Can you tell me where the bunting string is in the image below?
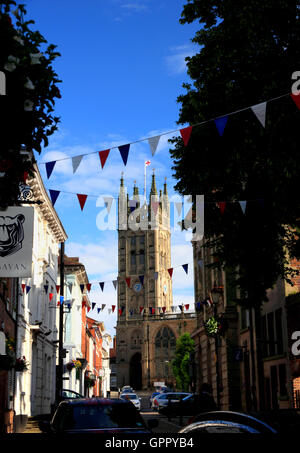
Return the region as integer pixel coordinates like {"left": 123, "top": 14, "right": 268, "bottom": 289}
{"left": 38, "top": 91, "right": 296, "bottom": 180}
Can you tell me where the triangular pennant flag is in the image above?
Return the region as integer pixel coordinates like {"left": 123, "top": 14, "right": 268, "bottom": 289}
{"left": 68, "top": 283, "right": 73, "bottom": 293}
{"left": 139, "top": 275, "right": 144, "bottom": 286}
{"left": 217, "top": 202, "right": 226, "bottom": 215}
{"left": 49, "top": 293, "right": 54, "bottom": 302}
{"left": 87, "top": 306, "right": 91, "bottom": 312}
{"left": 167, "top": 268, "right": 173, "bottom": 278}
{"left": 45, "top": 161, "right": 56, "bottom": 179}
{"left": 86, "top": 283, "right": 92, "bottom": 292}
{"left": 154, "top": 272, "right": 158, "bottom": 280}
{"left": 80, "top": 284, "right": 85, "bottom": 293}
{"left": 139, "top": 307, "right": 144, "bottom": 314}
{"left": 112, "top": 280, "right": 117, "bottom": 290}
{"left": 251, "top": 102, "right": 267, "bottom": 128}
{"left": 99, "top": 282, "right": 105, "bottom": 292}
{"left": 103, "top": 196, "right": 113, "bottom": 214}
{"left": 102, "top": 304, "right": 106, "bottom": 310}
{"left": 130, "top": 309, "right": 134, "bottom": 316}
{"left": 180, "top": 126, "right": 193, "bottom": 146}
{"left": 214, "top": 116, "right": 228, "bottom": 136}
{"left": 129, "top": 199, "right": 137, "bottom": 212}
{"left": 125, "top": 277, "right": 131, "bottom": 288}
{"left": 152, "top": 308, "right": 155, "bottom": 314}
{"left": 82, "top": 300, "right": 86, "bottom": 309}
{"left": 56, "top": 285, "right": 60, "bottom": 293}
{"left": 111, "top": 305, "right": 116, "bottom": 312}
{"left": 148, "top": 135, "right": 160, "bottom": 156}
{"left": 44, "top": 285, "right": 49, "bottom": 294}
{"left": 57, "top": 301, "right": 60, "bottom": 306}
{"left": 179, "top": 305, "right": 183, "bottom": 312}
{"left": 185, "top": 304, "right": 190, "bottom": 310}
{"left": 67, "top": 304, "right": 71, "bottom": 309}
{"left": 92, "top": 302, "right": 96, "bottom": 310}
{"left": 182, "top": 264, "right": 188, "bottom": 274}
{"left": 239, "top": 201, "right": 247, "bottom": 214}
{"left": 108, "top": 308, "right": 112, "bottom": 314}
{"left": 49, "top": 189, "right": 60, "bottom": 206}
{"left": 196, "top": 302, "right": 201, "bottom": 310}
{"left": 197, "top": 259, "right": 203, "bottom": 268}
{"left": 21, "top": 283, "right": 26, "bottom": 293}
{"left": 121, "top": 306, "right": 125, "bottom": 314}
{"left": 77, "top": 194, "right": 88, "bottom": 211}
{"left": 149, "top": 307, "right": 152, "bottom": 314}
{"left": 99, "top": 149, "right": 110, "bottom": 169}
{"left": 162, "top": 306, "right": 166, "bottom": 313}
{"left": 118, "top": 308, "right": 122, "bottom": 316}
{"left": 290, "top": 92, "right": 300, "bottom": 110}
{"left": 97, "top": 308, "right": 101, "bottom": 314}
{"left": 72, "top": 155, "right": 83, "bottom": 174}
{"left": 60, "top": 295, "right": 64, "bottom": 303}
{"left": 118, "top": 144, "right": 130, "bottom": 166}
{"left": 25, "top": 285, "right": 31, "bottom": 294}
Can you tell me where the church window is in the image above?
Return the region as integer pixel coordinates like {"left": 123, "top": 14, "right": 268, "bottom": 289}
{"left": 131, "top": 236, "right": 136, "bottom": 247}
{"left": 154, "top": 327, "right": 176, "bottom": 378}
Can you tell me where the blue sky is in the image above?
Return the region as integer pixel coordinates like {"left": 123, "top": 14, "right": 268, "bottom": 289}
{"left": 24, "top": 0, "right": 200, "bottom": 338}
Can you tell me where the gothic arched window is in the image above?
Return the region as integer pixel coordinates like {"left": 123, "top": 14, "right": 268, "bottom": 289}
{"left": 154, "top": 327, "right": 176, "bottom": 378}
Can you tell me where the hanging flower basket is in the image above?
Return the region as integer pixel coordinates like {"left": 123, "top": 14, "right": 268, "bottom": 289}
{"left": 15, "top": 356, "right": 29, "bottom": 372}
{"left": 204, "top": 316, "right": 220, "bottom": 337}
{"left": 85, "top": 376, "right": 96, "bottom": 388}
{"left": 66, "top": 359, "right": 82, "bottom": 372}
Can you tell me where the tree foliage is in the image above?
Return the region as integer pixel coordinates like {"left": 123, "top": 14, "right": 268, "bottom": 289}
{"left": 0, "top": 1, "right": 61, "bottom": 207}
{"left": 170, "top": 0, "right": 300, "bottom": 307}
{"left": 172, "top": 333, "right": 195, "bottom": 391}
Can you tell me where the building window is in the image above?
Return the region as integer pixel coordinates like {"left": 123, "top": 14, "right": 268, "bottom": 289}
{"left": 139, "top": 250, "right": 145, "bottom": 265}
{"left": 130, "top": 252, "right": 136, "bottom": 266}
{"left": 131, "top": 236, "right": 136, "bottom": 247}
{"left": 140, "top": 235, "right": 145, "bottom": 247}
{"left": 275, "top": 308, "right": 283, "bottom": 355}
{"left": 154, "top": 327, "right": 176, "bottom": 378}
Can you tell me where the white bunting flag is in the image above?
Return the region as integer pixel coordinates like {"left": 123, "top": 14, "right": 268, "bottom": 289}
{"left": 112, "top": 280, "right": 117, "bottom": 290}
{"left": 72, "top": 155, "right": 83, "bottom": 174}
{"left": 103, "top": 196, "right": 114, "bottom": 214}
{"left": 239, "top": 201, "right": 247, "bottom": 214}
{"left": 148, "top": 135, "right": 160, "bottom": 156}
{"left": 251, "top": 102, "right": 267, "bottom": 128}
{"left": 108, "top": 309, "right": 112, "bottom": 315}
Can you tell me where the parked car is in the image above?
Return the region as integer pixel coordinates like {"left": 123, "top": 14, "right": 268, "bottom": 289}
{"left": 152, "top": 392, "right": 191, "bottom": 411}
{"left": 159, "top": 392, "right": 217, "bottom": 417}
{"left": 149, "top": 392, "right": 160, "bottom": 407}
{"left": 120, "top": 393, "right": 141, "bottom": 411}
{"left": 121, "top": 385, "right": 133, "bottom": 392}
{"left": 178, "top": 411, "right": 277, "bottom": 434}
{"left": 38, "top": 398, "right": 159, "bottom": 433}
{"left": 121, "top": 387, "right": 134, "bottom": 394}
{"left": 61, "top": 389, "right": 84, "bottom": 400}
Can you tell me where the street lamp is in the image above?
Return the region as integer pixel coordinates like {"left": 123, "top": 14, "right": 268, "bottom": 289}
{"left": 210, "top": 282, "right": 224, "bottom": 409}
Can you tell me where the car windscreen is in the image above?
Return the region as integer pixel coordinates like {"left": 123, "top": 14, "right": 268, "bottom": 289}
{"left": 121, "top": 394, "right": 138, "bottom": 400}
{"left": 53, "top": 403, "right": 146, "bottom": 431}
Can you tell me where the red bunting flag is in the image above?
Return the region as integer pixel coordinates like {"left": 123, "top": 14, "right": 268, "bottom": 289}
{"left": 185, "top": 304, "right": 190, "bottom": 310}
{"left": 217, "top": 202, "right": 226, "bottom": 215}
{"left": 49, "top": 293, "right": 54, "bottom": 302}
{"left": 162, "top": 307, "right": 166, "bottom": 313}
{"left": 125, "top": 277, "right": 131, "bottom": 288}
{"left": 87, "top": 306, "right": 91, "bottom": 312}
{"left": 167, "top": 268, "right": 173, "bottom": 278}
{"left": 22, "top": 171, "right": 28, "bottom": 183}
{"left": 291, "top": 92, "right": 300, "bottom": 110}
{"left": 140, "top": 307, "right": 144, "bottom": 314}
{"left": 86, "top": 283, "right": 92, "bottom": 292}
{"left": 56, "top": 285, "right": 60, "bottom": 293}
{"left": 99, "top": 149, "right": 110, "bottom": 169}
{"left": 77, "top": 194, "right": 88, "bottom": 211}
{"left": 180, "top": 126, "right": 193, "bottom": 146}
{"left": 112, "top": 305, "right": 116, "bottom": 312}
{"left": 21, "top": 283, "right": 26, "bottom": 293}
{"left": 82, "top": 300, "right": 86, "bottom": 309}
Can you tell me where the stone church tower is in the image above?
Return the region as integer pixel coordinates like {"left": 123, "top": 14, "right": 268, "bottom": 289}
{"left": 116, "top": 172, "right": 196, "bottom": 390}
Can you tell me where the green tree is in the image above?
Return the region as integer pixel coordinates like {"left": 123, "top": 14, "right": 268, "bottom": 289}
{"left": 170, "top": 0, "right": 300, "bottom": 308}
{"left": 0, "top": 1, "right": 61, "bottom": 207}
{"left": 172, "top": 333, "right": 195, "bottom": 391}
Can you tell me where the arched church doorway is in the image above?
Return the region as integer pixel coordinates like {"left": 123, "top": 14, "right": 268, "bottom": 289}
{"left": 129, "top": 352, "right": 142, "bottom": 390}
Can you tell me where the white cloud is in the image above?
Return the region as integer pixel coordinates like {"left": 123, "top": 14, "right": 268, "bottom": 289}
{"left": 165, "top": 44, "right": 197, "bottom": 75}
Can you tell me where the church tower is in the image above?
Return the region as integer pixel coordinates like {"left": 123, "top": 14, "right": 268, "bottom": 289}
{"left": 116, "top": 172, "right": 195, "bottom": 390}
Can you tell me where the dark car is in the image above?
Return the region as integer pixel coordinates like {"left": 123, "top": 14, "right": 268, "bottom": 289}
{"left": 179, "top": 411, "right": 277, "bottom": 434}
{"left": 159, "top": 392, "right": 216, "bottom": 417}
{"left": 39, "top": 398, "right": 158, "bottom": 433}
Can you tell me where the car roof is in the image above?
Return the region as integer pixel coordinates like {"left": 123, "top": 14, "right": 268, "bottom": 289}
{"left": 59, "top": 398, "right": 131, "bottom": 406}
